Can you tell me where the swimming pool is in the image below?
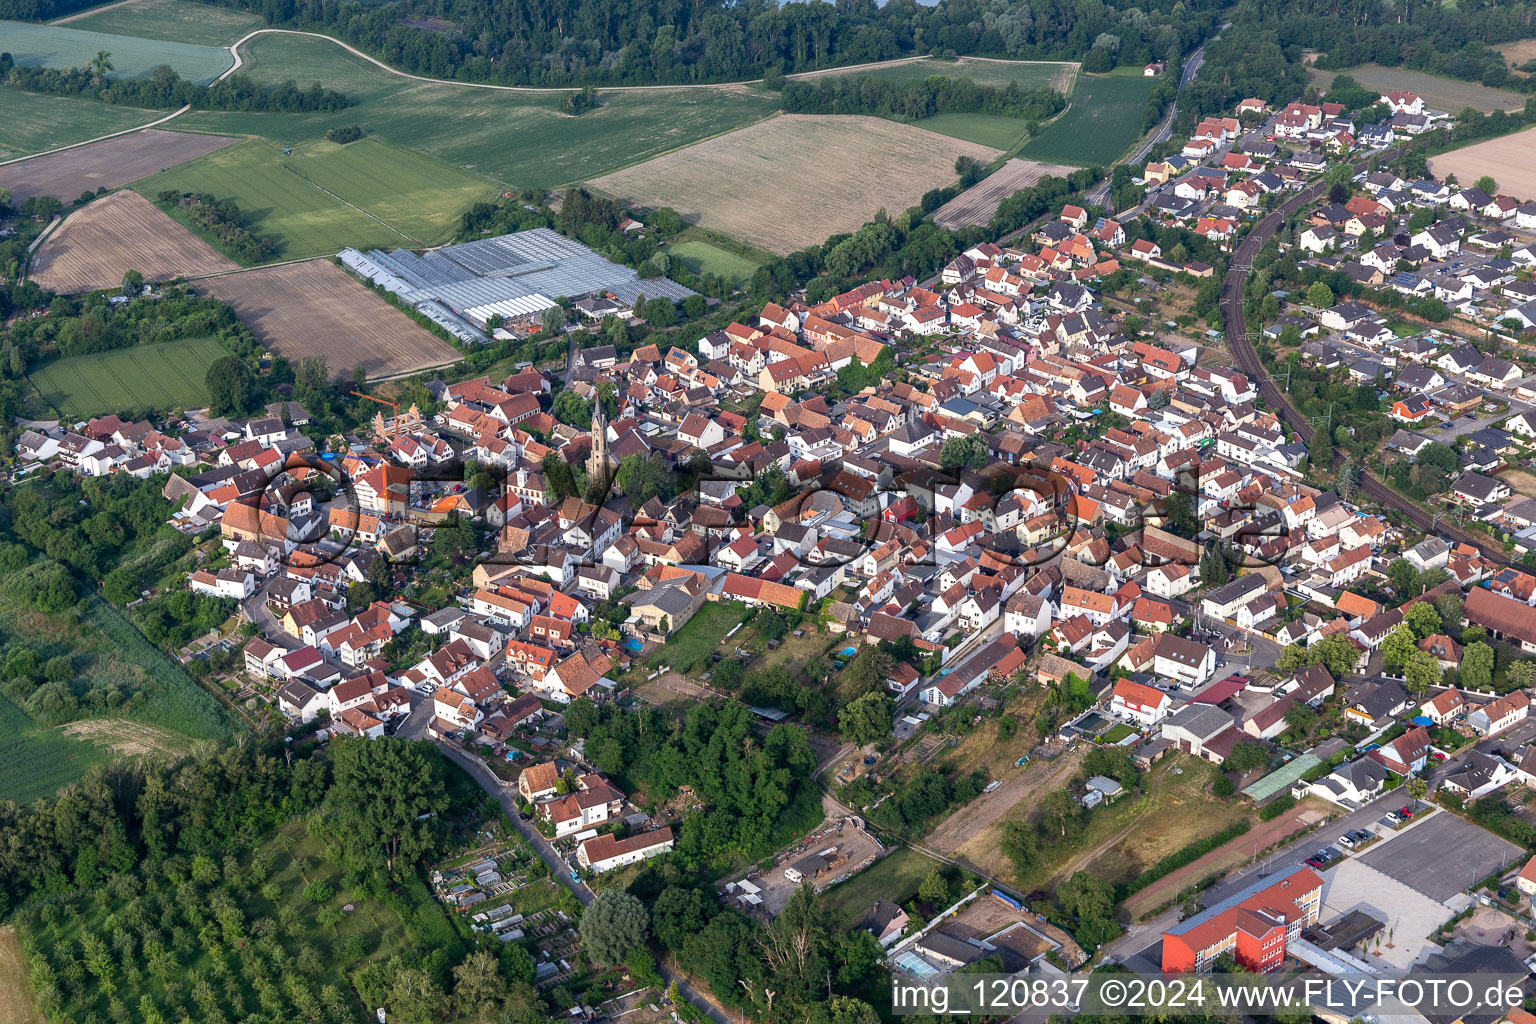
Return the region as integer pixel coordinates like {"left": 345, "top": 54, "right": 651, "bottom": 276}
{"left": 623, "top": 638, "right": 644, "bottom": 653}
{"left": 839, "top": 646, "right": 857, "bottom": 658}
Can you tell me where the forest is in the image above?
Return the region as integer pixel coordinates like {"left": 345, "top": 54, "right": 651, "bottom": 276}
{"left": 780, "top": 74, "right": 1066, "bottom": 123}
{"left": 3, "top": 0, "right": 1220, "bottom": 87}
{"left": 0, "top": 55, "right": 350, "bottom": 112}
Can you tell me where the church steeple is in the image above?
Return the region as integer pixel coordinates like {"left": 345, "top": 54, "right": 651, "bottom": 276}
{"left": 586, "top": 394, "right": 609, "bottom": 490}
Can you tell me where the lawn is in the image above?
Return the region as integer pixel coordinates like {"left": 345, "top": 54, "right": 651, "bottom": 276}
{"left": 170, "top": 32, "right": 780, "bottom": 187}
{"left": 29, "top": 335, "right": 229, "bottom": 418}
{"left": 132, "top": 136, "right": 499, "bottom": 258}
{"left": 647, "top": 599, "right": 751, "bottom": 674}
{"left": 0, "top": 90, "right": 161, "bottom": 161}
{"left": 914, "top": 111, "right": 1030, "bottom": 150}
{"left": 62, "top": 0, "right": 263, "bottom": 46}
{"left": 821, "top": 847, "right": 945, "bottom": 924}
{"left": 666, "top": 239, "right": 764, "bottom": 284}
{"left": 1019, "top": 73, "right": 1156, "bottom": 166}
{"left": 0, "top": 19, "right": 233, "bottom": 83}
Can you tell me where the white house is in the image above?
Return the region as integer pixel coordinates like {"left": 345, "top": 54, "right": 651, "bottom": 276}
{"left": 1110, "top": 678, "right": 1172, "bottom": 727}
{"left": 577, "top": 827, "right": 676, "bottom": 873}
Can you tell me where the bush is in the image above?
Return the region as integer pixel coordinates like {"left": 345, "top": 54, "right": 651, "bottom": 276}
{"left": 302, "top": 879, "right": 334, "bottom": 904}
{"left": 1257, "top": 795, "right": 1296, "bottom": 821}
{"left": 1213, "top": 775, "right": 1235, "bottom": 797}
{"left": 326, "top": 125, "right": 364, "bottom": 144}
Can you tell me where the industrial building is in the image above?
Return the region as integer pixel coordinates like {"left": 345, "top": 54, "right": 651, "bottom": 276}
{"left": 340, "top": 228, "right": 696, "bottom": 344}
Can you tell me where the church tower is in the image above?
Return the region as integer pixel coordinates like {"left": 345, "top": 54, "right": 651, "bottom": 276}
{"left": 586, "top": 396, "right": 610, "bottom": 491}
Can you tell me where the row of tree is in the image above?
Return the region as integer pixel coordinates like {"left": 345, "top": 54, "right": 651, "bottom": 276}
{"left": 780, "top": 74, "right": 1065, "bottom": 123}
{"left": 0, "top": 54, "right": 349, "bottom": 112}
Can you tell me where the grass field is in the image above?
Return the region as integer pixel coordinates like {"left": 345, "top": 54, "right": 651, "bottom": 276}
{"left": 647, "top": 599, "right": 751, "bottom": 674}
{"left": 29, "top": 335, "right": 229, "bottom": 416}
{"left": 1428, "top": 127, "right": 1536, "bottom": 201}
{"left": 913, "top": 111, "right": 1031, "bottom": 149}
{"left": 1308, "top": 64, "right": 1526, "bottom": 113}
{"left": 666, "top": 239, "right": 763, "bottom": 284}
{"left": 193, "top": 259, "right": 460, "bottom": 379}
{"left": 1019, "top": 73, "right": 1156, "bottom": 166}
{"left": 132, "top": 136, "right": 498, "bottom": 258}
{"left": 172, "top": 32, "right": 780, "bottom": 187}
{"left": 30, "top": 190, "right": 238, "bottom": 293}
{"left": 821, "top": 847, "right": 943, "bottom": 925}
{"left": 0, "top": 90, "right": 161, "bottom": 161}
{"left": 61, "top": 0, "right": 262, "bottom": 46}
{"left": 0, "top": 694, "right": 113, "bottom": 806}
{"left": 592, "top": 114, "right": 1001, "bottom": 254}
{"left": 812, "top": 56, "right": 1076, "bottom": 94}
{"left": 0, "top": 19, "right": 233, "bottom": 83}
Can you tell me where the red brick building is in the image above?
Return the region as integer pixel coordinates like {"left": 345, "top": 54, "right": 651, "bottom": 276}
{"left": 1161, "top": 865, "right": 1324, "bottom": 972}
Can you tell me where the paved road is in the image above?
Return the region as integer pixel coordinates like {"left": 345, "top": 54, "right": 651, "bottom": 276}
{"left": 241, "top": 575, "right": 299, "bottom": 651}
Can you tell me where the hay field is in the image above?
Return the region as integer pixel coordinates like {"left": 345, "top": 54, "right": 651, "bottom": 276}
{"left": 1496, "top": 39, "right": 1536, "bottom": 73}
{"left": 172, "top": 32, "right": 780, "bottom": 187}
{"left": 0, "top": 128, "right": 238, "bottom": 201}
{"left": 1429, "top": 128, "right": 1536, "bottom": 202}
{"left": 0, "top": 19, "right": 233, "bottom": 83}
{"left": 61, "top": 0, "right": 262, "bottom": 46}
{"left": 1307, "top": 64, "right": 1525, "bottom": 113}
{"left": 30, "top": 190, "right": 237, "bottom": 294}
{"left": 0, "top": 90, "right": 161, "bottom": 162}
{"left": 132, "top": 136, "right": 499, "bottom": 258}
{"left": 591, "top": 114, "right": 1002, "bottom": 255}
{"left": 194, "top": 259, "right": 460, "bottom": 379}
{"left": 28, "top": 336, "right": 229, "bottom": 417}
{"left": 933, "top": 157, "right": 1077, "bottom": 228}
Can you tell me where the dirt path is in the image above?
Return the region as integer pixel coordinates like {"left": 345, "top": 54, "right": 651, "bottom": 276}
{"left": 0, "top": 927, "right": 39, "bottom": 1024}
{"left": 48, "top": 0, "right": 136, "bottom": 22}
{"left": 925, "top": 747, "right": 1085, "bottom": 855}
{"left": 0, "top": 105, "right": 193, "bottom": 169}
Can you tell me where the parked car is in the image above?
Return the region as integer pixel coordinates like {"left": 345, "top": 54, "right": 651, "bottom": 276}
{"left": 1305, "top": 854, "right": 1325, "bottom": 867}
{"left": 1338, "top": 834, "right": 1356, "bottom": 849}
{"left": 1351, "top": 830, "right": 1372, "bottom": 843}
{"left": 1399, "top": 805, "right": 1415, "bottom": 818}
{"left": 1385, "top": 811, "right": 1403, "bottom": 824}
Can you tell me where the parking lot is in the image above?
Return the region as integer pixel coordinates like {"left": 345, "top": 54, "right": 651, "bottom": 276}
{"left": 1358, "top": 811, "right": 1524, "bottom": 903}
{"left": 1321, "top": 858, "right": 1457, "bottom": 970}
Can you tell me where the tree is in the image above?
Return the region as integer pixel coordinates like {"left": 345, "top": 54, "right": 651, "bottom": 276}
{"left": 1305, "top": 281, "right": 1334, "bottom": 309}
{"left": 1475, "top": 175, "right": 1497, "bottom": 194}
{"left": 389, "top": 967, "right": 449, "bottom": 1024}
{"left": 1283, "top": 702, "right": 1317, "bottom": 734}
{"left": 839, "top": 690, "right": 893, "bottom": 747}
{"left": 1403, "top": 649, "right": 1440, "bottom": 698}
{"left": 1405, "top": 601, "right": 1441, "bottom": 640}
{"left": 205, "top": 356, "right": 254, "bottom": 417}
{"left": 652, "top": 886, "right": 713, "bottom": 952}
{"left": 1037, "top": 789, "right": 1082, "bottom": 841}
{"left": 1057, "top": 872, "right": 1117, "bottom": 945}
{"left": 918, "top": 866, "right": 951, "bottom": 906}
{"left": 579, "top": 889, "right": 650, "bottom": 965}
{"left": 325, "top": 738, "right": 449, "bottom": 874}
{"left": 615, "top": 453, "right": 672, "bottom": 506}
{"left": 1461, "top": 642, "right": 1494, "bottom": 690}
{"left": 1507, "top": 660, "right": 1535, "bottom": 690}
{"left": 1381, "top": 624, "right": 1418, "bottom": 672}
{"left": 452, "top": 950, "right": 507, "bottom": 1019}
{"left": 1000, "top": 817, "right": 1039, "bottom": 873}
{"left": 939, "top": 433, "right": 987, "bottom": 471}
{"left": 121, "top": 268, "right": 144, "bottom": 297}
{"left": 1406, "top": 777, "right": 1429, "bottom": 801}
{"left": 1226, "top": 740, "right": 1270, "bottom": 772}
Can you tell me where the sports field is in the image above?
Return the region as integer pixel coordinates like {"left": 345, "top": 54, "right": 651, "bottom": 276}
{"left": 1019, "top": 73, "right": 1156, "bottom": 166}
{"left": 0, "top": 20, "right": 233, "bottom": 83}
{"left": 193, "top": 259, "right": 460, "bottom": 379}
{"left": 667, "top": 239, "right": 763, "bottom": 284}
{"left": 0, "top": 128, "right": 239, "bottom": 201}
{"left": 0, "top": 90, "right": 161, "bottom": 161}
{"left": 811, "top": 55, "right": 1076, "bottom": 94}
{"left": 29, "top": 335, "right": 229, "bottom": 417}
{"left": 592, "top": 114, "right": 1001, "bottom": 255}
{"left": 1308, "top": 64, "right": 1525, "bottom": 113}
{"left": 60, "top": 0, "right": 262, "bottom": 46}
{"left": 29, "top": 189, "right": 237, "bottom": 294}
{"left": 1429, "top": 127, "right": 1536, "bottom": 202}
{"left": 172, "top": 32, "right": 781, "bottom": 187}
{"left": 132, "top": 136, "right": 499, "bottom": 258}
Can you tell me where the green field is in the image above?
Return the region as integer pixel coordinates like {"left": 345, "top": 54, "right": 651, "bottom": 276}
{"left": 171, "top": 32, "right": 780, "bottom": 186}
{"left": 0, "top": 89, "right": 160, "bottom": 160}
{"left": 1307, "top": 63, "right": 1526, "bottom": 114}
{"left": 915, "top": 111, "right": 1030, "bottom": 149}
{"left": 820, "top": 847, "right": 946, "bottom": 925}
{"left": 132, "top": 135, "right": 499, "bottom": 257}
{"left": 0, "top": 694, "right": 112, "bottom": 805}
{"left": 29, "top": 335, "right": 228, "bottom": 417}
{"left": 647, "top": 599, "right": 751, "bottom": 674}
{"left": 62, "top": 0, "right": 263, "bottom": 47}
{"left": 815, "top": 56, "right": 1075, "bottom": 92}
{"left": 1019, "top": 72, "right": 1155, "bottom": 166}
{"left": 0, "top": 19, "right": 234, "bottom": 83}
{"left": 667, "top": 239, "right": 763, "bottom": 284}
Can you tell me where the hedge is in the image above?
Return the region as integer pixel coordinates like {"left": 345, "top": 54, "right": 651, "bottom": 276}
{"left": 1258, "top": 794, "right": 1296, "bottom": 821}
{"left": 1116, "top": 820, "right": 1251, "bottom": 899}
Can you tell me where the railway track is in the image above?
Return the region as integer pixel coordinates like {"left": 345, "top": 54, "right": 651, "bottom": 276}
{"left": 1219, "top": 150, "right": 1512, "bottom": 568}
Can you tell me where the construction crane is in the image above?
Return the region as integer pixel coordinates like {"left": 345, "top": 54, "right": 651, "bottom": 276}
{"left": 351, "top": 390, "right": 400, "bottom": 439}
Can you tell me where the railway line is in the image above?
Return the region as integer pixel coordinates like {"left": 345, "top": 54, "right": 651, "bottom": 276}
{"left": 1218, "top": 150, "right": 1513, "bottom": 568}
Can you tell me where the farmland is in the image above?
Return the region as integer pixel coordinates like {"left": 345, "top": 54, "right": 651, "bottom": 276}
{"left": 0, "top": 128, "right": 238, "bottom": 202}
{"left": 30, "top": 190, "right": 236, "bottom": 294}
{"left": 0, "top": 20, "right": 233, "bottom": 83}
{"left": 811, "top": 55, "right": 1076, "bottom": 94}
{"left": 0, "top": 90, "right": 161, "bottom": 162}
{"left": 131, "top": 136, "right": 498, "bottom": 258}
{"left": 193, "top": 259, "right": 461, "bottom": 379}
{"left": 60, "top": 0, "right": 263, "bottom": 46}
{"left": 0, "top": 695, "right": 112, "bottom": 806}
{"left": 1428, "top": 127, "right": 1536, "bottom": 201}
{"left": 591, "top": 114, "right": 1001, "bottom": 254}
{"left": 1019, "top": 73, "right": 1156, "bottom": 166}
{"left": 28, "top": 335, "right": 230, "bottom": 417}
{"left": 1308, "top": 64, "right": 1525, "bottom": 113}
{"left": 913, "top": 112, "right": 1033, "bottom": 149}
{"left": 171, "top": 32, "right": 781, "bottom": 187}
{"left": 1496, "top": 39, "right": 1536, "bottom": 73}
{"left": 932, "top": 157, "right": 1078, "bottom": 228}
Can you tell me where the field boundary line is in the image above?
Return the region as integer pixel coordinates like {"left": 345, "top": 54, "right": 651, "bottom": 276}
{"left": 48, "top": 0, "right": 138, "bottom": 23}
{"left": 0, "top": 103, "right": 192, "bottom": 167}
{"left": 279, "top": 162, "right": 420, "bottom": 245}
